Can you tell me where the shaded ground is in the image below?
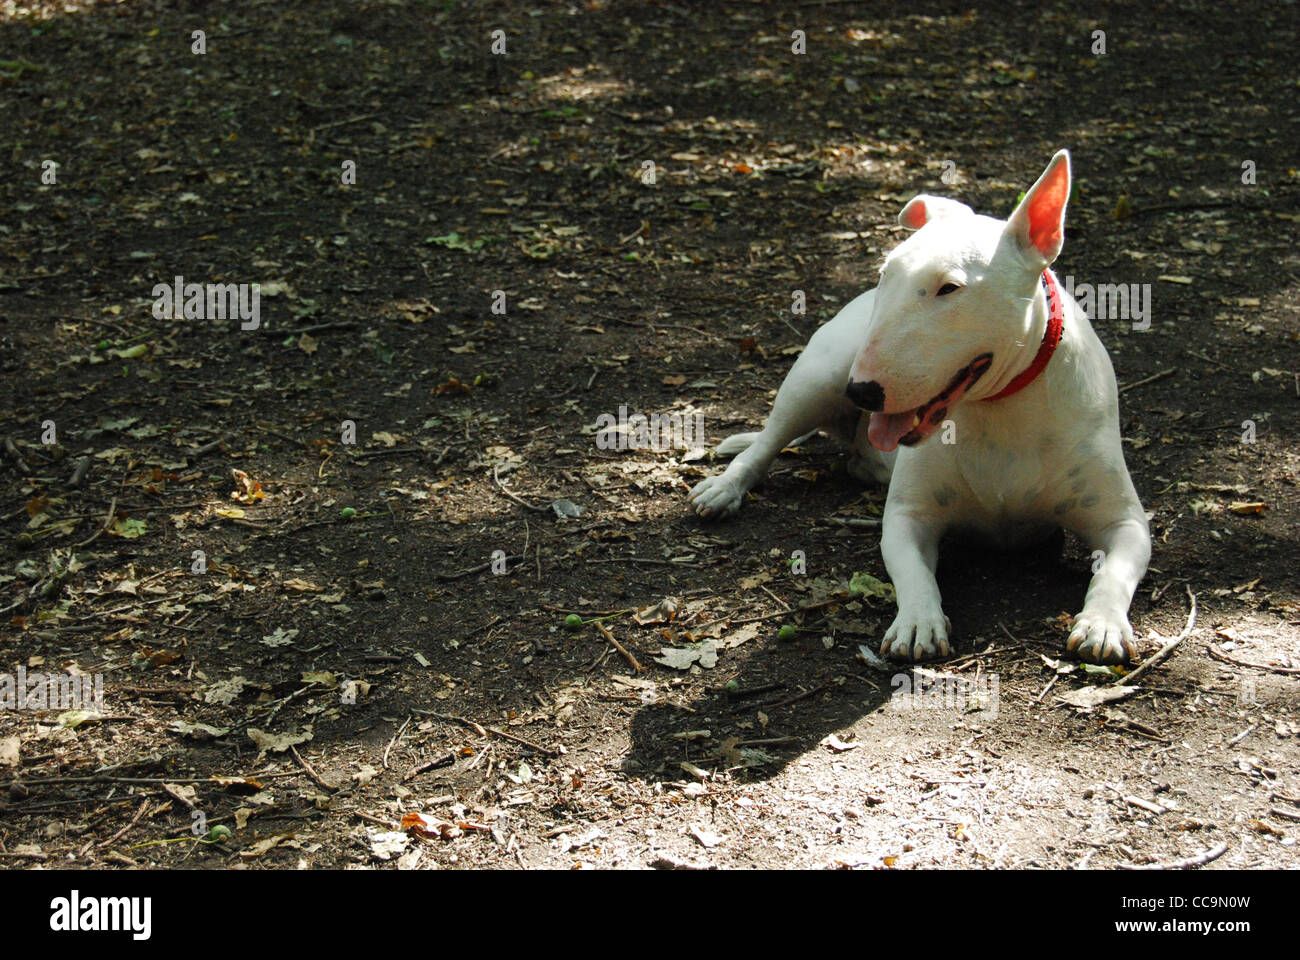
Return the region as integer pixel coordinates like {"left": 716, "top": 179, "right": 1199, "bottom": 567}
{"left": 0, "top": 0, "right": 1297, "bottom": 870}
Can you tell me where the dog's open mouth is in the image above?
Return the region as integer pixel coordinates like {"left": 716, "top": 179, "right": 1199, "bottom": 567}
{"left": 866, "top": 353, "right": 993, "bottom": 452}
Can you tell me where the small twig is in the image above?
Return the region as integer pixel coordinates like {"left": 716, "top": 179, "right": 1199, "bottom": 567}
{"left": 584, "top": 556, "right": 702, "bottom": 567}
{"left": 415, "top": 711, "right": 558, "bottom": 756}
{"left": 435, "top": 553, "right": 522, "bottom": 581}
{"left": 4, "top": 437, "right": 32, "bottom": 474}
{"left": 383, "top": 715, "right": 412, "bottom": 770}
{"left": 733, "top": 736, "right": 798, "bottom": 747}
{"left": 186, "top": 436, "right": 225, "bottom": 460}
{"left": 1119, "top": 841, "right": 1229, "bottom": 870}
{"left": 1034, "top": 675, "right": 1059, "bottom": 703}
{"left": 1128, "top": 199, "right": 1238, "bottom": 217}
{"left": 351, "top": 810, "right": 395, "bottom": 828}
{"left": 651, "top": 854, "right": 716, "bottom": 871}
{"left": 616, "top": 219, "right": 649, "bottom": 246}
{"left": 1184, "top": 348, "right": 1231, "bottom": 371}
{"left": 1117, "top": 587, "right": 1197, "bottom": 686}
{"left": 731, "top": 681, "right": 833, "bottom": 715}
{"left": 352, "top": 446, "right": 423, "bottom": 460}
{"left": 311, "top": 113, "right": 377, "bottom": 133}
{"left": 1124, "top": 795, "right": 1168, "bottom": 816}
{"left": 824, "top": 517, "right": 882, "bottom": 528}
{"left": 291, "top": 744, "right": 338, "bottom": 792}
{"left": 719, "top": 682, "right": 783, "bottom": 699}
{"left": 1118, "top": 367, "right": 1176, "bottom": 394}
{"left": 492, "top": 464, "right": 549, "bottom": 512}
{"left": 759, "top": 585, "right": 790, "bottom": 611}
{"left": 96, "top": 799, "right": 152, "bottom": 849}
{"left": 74, "top": 497, "right": 117, "bottom": 548}
{"left": 540, "top": 604, "right": 635, "bottom": 617}
{"left": 402, "top": 751, "right": 456, "bottom": 781}
{"left": 266, "top": 320, "right": 359, "bottom": 336}
{"left": 1116, "top": 719, "right": 1169, "bottom": 742}
{"left": 695, "top": 596, "right": 844, "bottom": 635}
{"left": 1208, "top": 644, "right": 1300, "bottom": 675}
{"left": 1226, "top": 724, "right": 1257, "bottom": 747}
{"left": 595, "top": 620, "right": 643, "bottom": 672}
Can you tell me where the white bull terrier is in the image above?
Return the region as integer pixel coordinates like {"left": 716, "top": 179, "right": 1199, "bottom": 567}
{"left": 690, "top": 151, "right": 1150, "bottom": 665}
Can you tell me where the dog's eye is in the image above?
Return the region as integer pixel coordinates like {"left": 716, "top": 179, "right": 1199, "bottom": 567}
{"left": 936, "top": 283, "right": 961, "bottom": 296}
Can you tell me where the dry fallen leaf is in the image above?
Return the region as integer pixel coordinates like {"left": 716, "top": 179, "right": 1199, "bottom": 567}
{"left": 247, "top": 726, "right": 314, "bottom": 754}
{"left": 690, "top": 825, "right": 724, "bottom": 848}
{"left": 653, "top": 641, "right": 718, "bottom": 670}
{"left": 1057, "top": 685, "right": 1138, "bottom": 711}
{"left": 821, "top": 733, "right": 859, "bottom": 752}
{"left": 635, "top": 597, "right": 679, "bottom": 625}
{"left": 230, "top": 468, "right": 265, "bottom": 504}
{"left": 239, "top": 833, "right": 295, "bottom": 859}
{"left": 369, "top": 831, "right": 409, "bottom": 860}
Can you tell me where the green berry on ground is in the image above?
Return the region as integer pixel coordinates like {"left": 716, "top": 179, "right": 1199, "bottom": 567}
{"left": 340, "top": 507, "right": 357, "bottom": 519}
{"left": 564, "top": 614, "right": 583, "bottom": 631}
{"left": 778, "top": 624, "right": 797, "bottom": 642}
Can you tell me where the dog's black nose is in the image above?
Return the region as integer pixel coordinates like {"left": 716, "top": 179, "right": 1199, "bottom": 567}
{"left": 845, "top": 379, "right": 885, "bottom": 411}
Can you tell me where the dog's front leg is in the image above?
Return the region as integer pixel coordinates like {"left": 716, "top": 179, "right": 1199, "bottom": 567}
{"left": 690, "top": 344, "right": 853, "bottom": 519}
{"left": 1066, "top": 516, "right": 1151, "bottom": 664}
{"left": 880, "top": 509, "right": 951, "bottom": 661}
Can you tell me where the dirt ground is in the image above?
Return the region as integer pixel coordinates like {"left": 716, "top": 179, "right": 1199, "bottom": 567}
{"left": 0, "top": 0, "right": 1296, "bottom": 871}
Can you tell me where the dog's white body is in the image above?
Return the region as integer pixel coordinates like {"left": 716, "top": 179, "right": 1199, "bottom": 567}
{"left": 690, "top": 151, "right": 1151, "bottom": 664}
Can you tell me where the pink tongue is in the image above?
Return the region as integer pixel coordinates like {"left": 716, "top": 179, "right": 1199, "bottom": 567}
{"left": 868, "top": 411, "right": 916, "bottom": 452}
{"left": 866, "top": 360, "right": 989, "bottom": 452}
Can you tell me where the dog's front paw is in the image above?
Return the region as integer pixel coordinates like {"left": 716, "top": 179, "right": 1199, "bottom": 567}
{"left": 881, "top": 609, "right": 952, "bottom": 661}
{"left": 1066, "top": 609, "right": 1136, "bottom": 664}
{"left": 689, "top": 475, "right": 746, "bottom": 519}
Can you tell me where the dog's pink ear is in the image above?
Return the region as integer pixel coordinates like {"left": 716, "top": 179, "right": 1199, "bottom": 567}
{"left": 898, "top": 195, "right": 973, "bottom": 231}
{"left": 1007, "top": 150, "right": 1071, "bottom": 264}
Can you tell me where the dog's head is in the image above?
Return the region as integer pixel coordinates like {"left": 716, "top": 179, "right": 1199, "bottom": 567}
{"left": 846, "top": 150, "right": 1072, "bottom": 452}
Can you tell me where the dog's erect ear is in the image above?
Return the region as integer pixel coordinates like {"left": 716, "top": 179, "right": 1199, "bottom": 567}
{"left": 1006, "top": 150, "right": 1071, "bottom": 265}
{"left": 898, "top": 195, "right": 975, "bottom": 231}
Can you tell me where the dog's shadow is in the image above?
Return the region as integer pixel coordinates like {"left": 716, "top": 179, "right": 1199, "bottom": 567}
{"left": 622, "top": 529, "right": 1095, "bottom": 782}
